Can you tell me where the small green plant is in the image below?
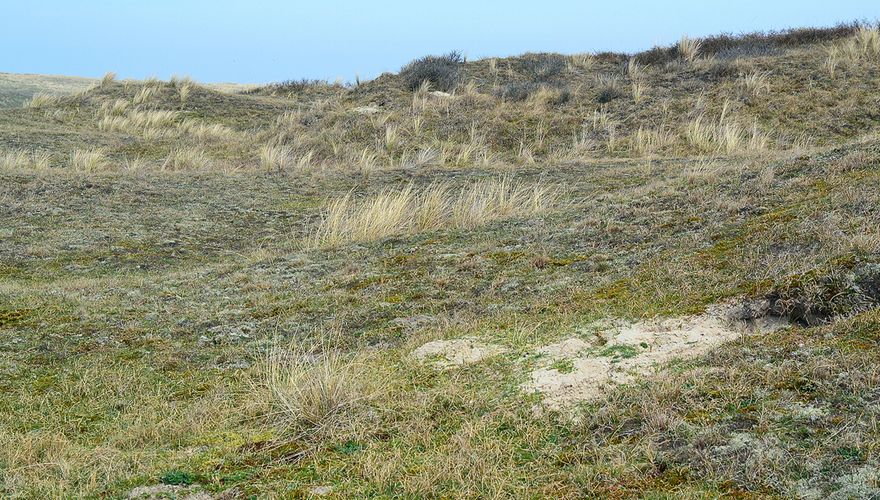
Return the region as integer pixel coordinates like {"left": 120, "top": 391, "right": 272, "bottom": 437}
{"left": 160, "top": 470, "right": 196, "bottom": 486}
{"left": 550, "top": 359, "right": 575, "bottom": 374}
{"left": 600, "top": 344, "right": 639, "bottom": 359}
{"left": 333, "top": 440, "right": 365, "bottom": 455}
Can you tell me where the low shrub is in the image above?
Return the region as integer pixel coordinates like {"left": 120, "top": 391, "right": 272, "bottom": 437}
{"left": 400, "top": 51, "right": 463, "bottom": 92}
{"left": 496, "top": 82, "right": 540, "bottom": 102}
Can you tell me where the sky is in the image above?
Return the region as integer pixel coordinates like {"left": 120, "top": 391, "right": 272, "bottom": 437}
{"left": 2, "top": 1, "right": 878, "bottom": 84}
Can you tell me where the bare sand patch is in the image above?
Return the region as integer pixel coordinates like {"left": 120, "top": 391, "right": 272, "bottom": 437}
{"left": 127, "top": 484, "right": 211, "bottom": 499}
{"left": 524, "top": 305, "right": 790, "bottom": 410}
{"left": 535, "top": 337, "right": 591, "bottom": 360}
{"left": 412, "top": 337, "right": 507, "bottom": 368}
{"left": 352, "top": 105, "right": 381, "bottom": 115}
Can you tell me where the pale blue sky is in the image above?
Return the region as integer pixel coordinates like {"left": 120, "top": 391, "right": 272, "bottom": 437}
{"left": 2, "top": 1, "right": 877, "bottom": 83}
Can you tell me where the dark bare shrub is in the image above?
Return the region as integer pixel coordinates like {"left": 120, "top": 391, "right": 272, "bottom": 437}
{"left": 767, "top": 263, "right": 880, "bottom": 326}
{"left": 520, "top": 54, "right": 567, "bottom": 82}
{"left": 496, "top": 82, "right": 540, "bottom": 101}
{"left": 635, "top": 22, "right": 861, "bottom": 65}
{"left": 401, "top": 51, "right": 463, "bottom": 92}
{"left": 244, "top": 79, "right": 338, "bottom": 96}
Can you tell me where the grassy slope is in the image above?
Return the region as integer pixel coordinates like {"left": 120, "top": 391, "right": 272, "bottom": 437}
{"left": 0, "top": 73, "right": 97, "bottom": 108}
{"left": 2, "top": 25, "right": 880, "bottom": 498}
{"left": 0, "top": 72, "right": 260, "bottom": 109}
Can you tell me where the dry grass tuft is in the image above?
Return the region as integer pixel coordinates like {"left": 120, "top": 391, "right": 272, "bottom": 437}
{"left": 311, "top": 178, "right": 558, "bottom": 247}
{"left": 24, "top": 92, "right": 60, "bottom": 109}
{"left": 259, "top": 144, "right": 292, "bottom": 171}
{"left": 133, "top": 86, "right": 158, "bottom": 105}
{"left": 352, "top": 148, "right": 380, "bottom": 174}
{"left": 584, "top": 109, "right": 619, "bottom": 153}
{"left": 853, "top": 25, "right": 880, "bottom": 57}
{"left": 98, "top": 109, "right": 180, "bottom": 138}
{"left": 100, "top": 72, "right": 117, "bottom": 87}
{"left": 626, "top": 58, "right": 644, "bottom": 80}
{"left": 257, "top": 336, "right": 382, "bottom": 435}
{"left": 383, "top": 124, "right": 400, "bottom": 151}
{"left": 684, "top": 109, "right": 768, "bottom": 154}
{"left": 0, "top": 149, "right": 51, "bottom": 171}
{"left": 99, "top": 98, "right": 130, "bottom": 117}
{"left": 631, "top": 80, "right": 647, "bottom": 104}
{"left": 678, "top": 36, "right": 702, "bottom": 63}
{"left": 685, "top": 116, "right": 718, "bottom": 152}
{"left": 823, "top": 47, "right": 840, "bottom": 77}
{"left": 567, "top": 54, "right": 596, "bottom": 71}
{"left": 122, "top": 156, "right": 150, "bottom": 171}
{"left": 594, "top": 73, "right": 620, "bottom": 94}
{"left": 177, "top": 119, "right": 237, "bottom": 141}
{"left": 633, "top": 126, "right": 672, "bottom": 156}
{"left": 70, "top": 149, "right": 109, "bottom": 172}
{"left": 825, "top": 26, "right": 880, "bottom": 75}
{"left": 739, "top": 71, "right": 771, "bottom": 97}
{"left": 569, "top": 53, "right": 595, "bottom": 72}
{"left": 161, "top": 147, "right": 211, "bottom": 171}
{"left": 178, "top": 82, "right": 193, "bottom": 103}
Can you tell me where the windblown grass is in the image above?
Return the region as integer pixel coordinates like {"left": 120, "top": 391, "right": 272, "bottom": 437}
{"left": 70, "top": 149, "right": 109, "bottom": 172}
{"left": 739, "top": 71, "right": 771, "bottom": 97}
{"left": 633, "top": 126, "right": 672, "bottom": 156}
{"left": 256, "top": 336, "right": 383, "bottom": 436}
{"left": 177, "top": 119, "right": 238, "bottom": 141}
{"left": 684, "top": 112, "right": 768, "bottom": 154}
{"left": 311, "top": 178, "right": 558, "bottom": 247}
{"left": 23, "top": 92, "right": 60, "bottom": 109}
{"left": 97, "top": 109, "right": 180, "bottom": 137}
{"left": 99, "top": 98, "right": 130, "bottom": 117}
{"left": 631, "top": 80, "right": 647, "bottom": 103}
{"left": 259, "top": 144, "right": 291, "bottom": 171}
{"left": 100, "top": 72, "right": 117, "bottom": 88}
{"left": 678, "top": 35, "right": 702, "bottom": 62}
{"left": 0, "top": 149, "right": 51, "bottom": 171}
{"left": 161, "top": 147, "right": 211, "bottom": 171}
{"left": 825, "top": 25, "right": 880, "bottom": 75}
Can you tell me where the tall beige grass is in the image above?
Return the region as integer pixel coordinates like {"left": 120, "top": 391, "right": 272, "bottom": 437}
{"left": 678, "top": 36, "right": 702, "bottom": 63}
{"left": 631, "top": 80, "right": 647, "bottom": 104}
{"left": 852, "top": 25, "right": 880, "bottom": 57}
{"left": 569, "top": 53, "right": 595, "bottom": 72}
{"left": 259, "top": 144, "right": 291, "bottom": 171}
{"left": 178, "top": 82, "right": 193, "bottom": 103}
{"left": 133, "top": 86, "right": 158, "bottom": 105}
{"left": 684, "top": 110, "right": 767, "bottom": 154}
{"left": 352, "top": 148, "right": 380, "bottom": 174}
{"left": 633, "top": 126, "right": 672, "bottom": 156}
{"left": 100, "top": 72, "right": 117, "bottom": 87}
{"left": 626, "top": 58, "right": 644, "bottom": 80}
{"left": 99, "top": 99, "right": 130, "bottom": 117}
{"left": 161, "top": 147, "right": 211, "bottom": 171}
{"left": 825, "top": 26, "right": 880, "bottom": 75}
{"left": 311, "top": 178, "right": 558, "bottom": 247}
{"left": 256, "top": 335, "right": 384, "bottom": 436}
{"left": 823, "top": 47, "right": 840, "bottom": 77}
{"left": 594, "top": 73, "right": 620, "bottom": 94}
{"left": 0, "top": 149, "right": 51, "bottom": 171}
{"left": 24, "top": 92, "right": 60, "bottom": 109}
{"left": 739, "top": 71, "right": 771, "bottom": 97}
{"left": 177, "top": 119, "right": 237, "bottom": 141}
{"left": 70, "top": 149, "right": 109, "bottom": 172}
{"left": 98, "top": 109, "right": 180, "bottom": 137}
